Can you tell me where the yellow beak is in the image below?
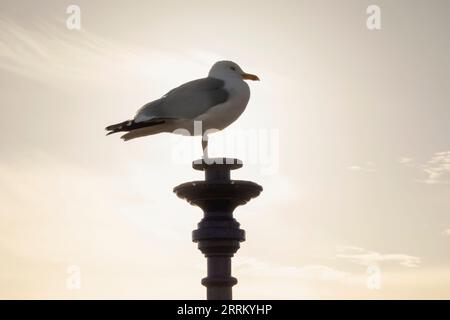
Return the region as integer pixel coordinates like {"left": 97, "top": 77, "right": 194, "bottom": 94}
{"left": 242, "top": 72, "right": 260, "bottom": 81}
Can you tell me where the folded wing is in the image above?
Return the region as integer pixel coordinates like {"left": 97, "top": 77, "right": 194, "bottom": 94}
{"left": 134, "top": 77, "right": 228, "bottom": 123}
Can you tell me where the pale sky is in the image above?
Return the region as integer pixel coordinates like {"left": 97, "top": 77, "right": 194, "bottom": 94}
{"left": 0, "top": 0, "right": 449, "bottom": 299}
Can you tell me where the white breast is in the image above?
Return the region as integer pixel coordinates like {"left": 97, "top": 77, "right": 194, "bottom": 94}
{"left": 196, "top": 78, "right": 250, "bottom": 132}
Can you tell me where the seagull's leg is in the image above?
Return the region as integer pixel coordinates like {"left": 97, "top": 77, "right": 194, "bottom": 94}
{"left": 202, "top": 135, "right": 209, "bottom": 160}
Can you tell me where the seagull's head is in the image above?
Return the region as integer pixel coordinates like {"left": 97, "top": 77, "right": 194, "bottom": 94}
{"left": 208, "top": 61, "right": 260, "bottom": 82}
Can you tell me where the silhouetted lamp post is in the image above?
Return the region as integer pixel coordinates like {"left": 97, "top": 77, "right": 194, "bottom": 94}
{"left": 174, "top": 158, "right": 262, "bottom": 300}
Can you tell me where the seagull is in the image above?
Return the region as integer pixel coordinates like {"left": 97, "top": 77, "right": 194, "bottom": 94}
{"left": 105, "top": 60, "right": 259, "bottom": 158}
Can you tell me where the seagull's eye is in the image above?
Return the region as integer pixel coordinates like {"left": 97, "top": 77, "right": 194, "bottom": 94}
{"left": 230, "top": 66, "right": 236, "bottom": 71}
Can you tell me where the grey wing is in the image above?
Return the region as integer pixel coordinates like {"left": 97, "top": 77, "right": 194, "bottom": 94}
{"left": 134, "top": 77, "right": 228, "bottom": 123}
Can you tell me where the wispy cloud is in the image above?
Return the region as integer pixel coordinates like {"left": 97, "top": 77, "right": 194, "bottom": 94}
{"left": 398, "top": 151, "right": 450, "bottom": 184}
{"left": 347, "top": 161, "right": 375, "bottom": 172}
{"left": 421, "top": 151, "right": 450, "bottom": 184}
{"left": 0, "top": 17, "right": 128, "bottom": 84}
{"left": 0, "top": 16, "right": 217, "bottom": 89}
{"left": 398, "top": 157, "right": 413, "bottom": 164}
{"left": 337, "top": 246, "right": 420, "bottom": 268}
{"left": 234, "top": 257, "right": 350, "bottom": 283}
{"left": 398, "top": 157, "right": 414, "bottom": 165}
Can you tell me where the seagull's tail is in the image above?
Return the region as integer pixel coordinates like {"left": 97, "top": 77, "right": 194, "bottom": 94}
{"left": 105, "top": 119, "right": 167, "bottom": 137}
{"left": 105, "top": 120, "right": 131, "bottom": 136}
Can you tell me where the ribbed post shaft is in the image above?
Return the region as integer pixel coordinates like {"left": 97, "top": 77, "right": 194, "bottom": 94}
{"left": 173, "top": 158, "right": 262, "bottom": 300}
